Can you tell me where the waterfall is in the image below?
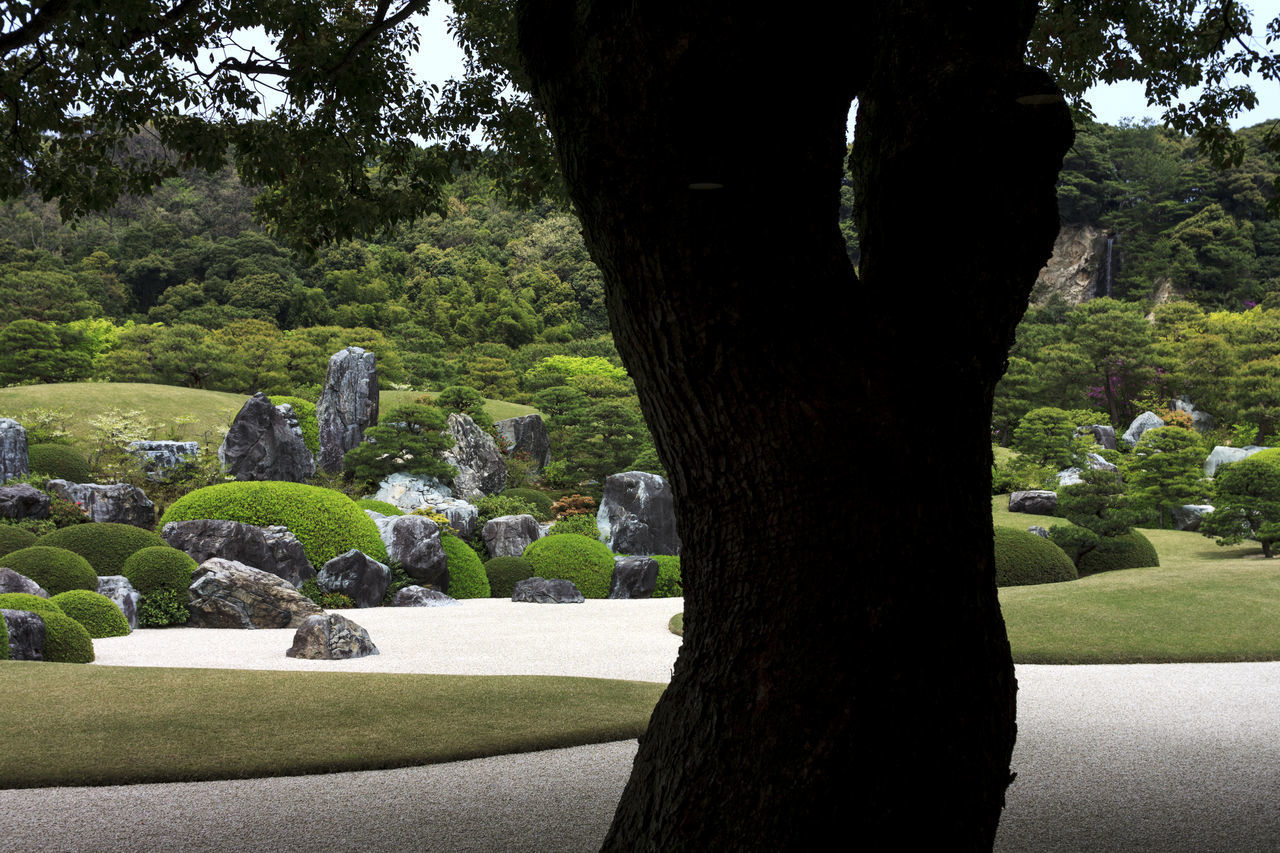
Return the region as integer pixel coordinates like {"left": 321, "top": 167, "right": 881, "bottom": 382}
{"left": 1104, "top": 235, "right": 1114, "bottom": 298}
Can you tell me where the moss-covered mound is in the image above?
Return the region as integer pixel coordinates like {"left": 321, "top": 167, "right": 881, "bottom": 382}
{"left": 522, "top": 534, "right": 615, "bottom": 599}
{"left": 442, "top": 536, "right": 491, "bottom": 599}
{"left": 0, "top": 593, "right": 92, "bottom": 662}
{"left": 357, "top": 498, "right": 404, "bottom": 516}
{"left": 1078, "top": 530, "right": 1161, "bottom": 575}
{"left": 993, "top": 527, "right": 1078, "bottom": 587}
{"left": 501, "top": 488, "right": 554, "bottom": 520}
{"left": 268, "top": 396, "right": 319, "bottom": 456}
{"left": 50, "top": 589, "right": 130, "bottom": 637}
{"left": 651, "top": 555, "right": 683, "bottom": 597}
{"left": 160, "top": 482, "right": 387, "bottom": 567}
{"left": 0, "top": 545, "right": 98, "bottom": 595}
{"left": 0, "top": 525, "right": 38, "bottom": 558}
{"left": 484, "top": 555, "right": 535, "bottom": 598}
{"left": 121, "top": 546, "right": 198, "bottom": 596}
{"left": 37, "top": 523, "right": 166, "bottom": 576}
{"left": 27, "top": 443, "right": 93, "bottom": 482}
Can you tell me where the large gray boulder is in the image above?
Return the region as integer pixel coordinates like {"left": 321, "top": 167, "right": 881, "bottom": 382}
{"left": 316, "top": 346, "right": 379, "bottom": 474}
{"left": 317, "top": 550, "right": 389, "bottom": 608}
{"left": 608, "top": 556, "right": 658, "bottom": 600}
{"left": 393, "top": 586, "right": 459, "bottom": 607}
{"left": 219, "top": 392, "right": 315, "bottom": 482}
{"left": 162, "top": 519, "right": 315, "bottom": 588}
{"left": 0, "top": 483, "right": 49, "bottom": 520}
{"left": 375, "top": 514, "right": 448, "bottom": 588}
{"left": 1079, "top": 424, "right": 1118, "bottom": 451}
{"left": 481, "top": 514, "right": 541, "bottom": 559}
{"left": 1204, "top": 445, "right": 1266, "bottom": 478}
{"left": 512, "top": 577, "right": 584, "bottom": 604}
{"left": 127, "top": 440, "right": 199, "bottom": 480}
{"left": 46, "top": 480, "right": 155, "bottom": 529}
{"left": 2, "top": 609, "right": 44, "bottom": 660}
{"left": 0, "top": 567, "right": 47, "bottom": 597}
{"left": 0, "top": 418, "right": 27, "bottom": 483}
{"left": 1170, "top": 504, "right": 1215, "bottom": 532}
{"left": 597, "top": 471, "right": 681, "bottom": 556}
{"left": 494, "top": 414, "right": 552, "bottom": 471}
{"left": 442, "top": 413, "right": 506, "bottom": 500}
{"left": 370, "top": 473, "right": 479, "bottom": 539}
{"left": 96, "top": 575, "right": 141, "bottom": 630}
{"left": 1009, "top": 490, "right": 1058, "bottom": 515}
{"left": 1122, "top": 411, "right": 1167, "bottom": 447}
{"left": 286, "top": 613, "right": 378, "bottom": 660}
{"left": 186, "top": 558, "right": 323, "bottom": 629}
{"left": 1056, "top": 453, "right": 1120, "bottom": 487}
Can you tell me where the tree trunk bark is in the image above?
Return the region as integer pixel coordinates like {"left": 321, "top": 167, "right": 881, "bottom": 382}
{"left": 516, "top": 3, "right": 1072, "bottom": 848}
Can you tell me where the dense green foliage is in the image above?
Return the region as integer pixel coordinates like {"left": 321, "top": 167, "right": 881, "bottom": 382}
{"left": 441, "top": 536, "right": 490, "bottom": 600}
{"left": 0, "top": 593, "right": 94, "bottom": 662}
{"left": 992, "top": 528, "right": 1078, "bottom": 587}
{"left": 161, "top": 482, "right": 387, "bottom": 566}
{"left": 1077, "top": 530, "right": 1161, "bottom": 575}
{"left": 522, "top": 534, "right": 615, "bottom": 599}
{"left": 356, "top": 499, "right": 404, "bottom": 516}
{"left": 37, "top": 523, "right": 166, "bottom": 576}
{"left": 651, "top": 555, "right": 683, "bottom": 598}
{"left": 343, "top": 402, "right": 454, "bottom": 491}
{"left": 501, "top": 488, "right": 554, "bottom": 521}
{"left": 49, "top": 589, "right": 131, "bottom": 638}
{"left": 1124, "top": 426, "right": 1208, "bottom": 528}
{"left": 0, "top": 525, "right": 38, "bottom": 557}
{"left": 268, "top": 396, "right": 319, "bottom": 455}
{"left": 483, "top": 555, "right": 536, "bottom": 599}
{"left": 121, "top": 546, "right": 198, "bottom": 596}
{"left": 137, "top": 588, "right": 190, "bottom": 628}
{"left": 548, "top": 513, "right": 602, "bottom": 540}
{"left": 26, "top": 444, "right": 92, "bottom": 482}
{"left": 1200, "top": 453, "right": 1280, "bottom": 556}
{"left": 0, "top": 592, "right": 62, "bottom": 616}
{"left": 0, "top": 546, "right": 97, "bottom": 595}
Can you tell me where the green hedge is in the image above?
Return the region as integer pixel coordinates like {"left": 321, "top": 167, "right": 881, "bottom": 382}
{"left": 27, "top": 444, "right": 92, "bottom": 482}
{"left": 121, "top": 546, "right": 198, "bottom": 596}
{"left": 50, "top": 589, "right": 131, "bottom": 638}
{"left": 268, "top": 396, "right": 320, "bottom": 456}
{"left": 160, "top": 482, "right": 387, "bottom": 567}
{"left": 1078, "top": 530, "right": 1161, "bottom": 575}
{"left": 37, "top": 524, "right": 166, "bottom": 576}
{"left": 651, "top": 555, "right": 683, "bottom": 597}
{"left": 484, "top": 555, "right": 535, "bottom": 598}
{"left": 993, "top": 527, "right": 1078, "bottom": 587}
{"left": 357, "top": 499, "right": 404, "bottom": 516}
{"left": 522, "top": 534, "right": 615, "bottom": 599}
{"left": 0, "top": 593, "right": 93, "bottom": 662}
{"left": 442, "top": 536, "right": 491, "bottom": 599}
{"left": 0, "top": 545, "right": 98, "bottom": 595}
{"left": 0, "top": 525, "right": 37, "bottom": 558}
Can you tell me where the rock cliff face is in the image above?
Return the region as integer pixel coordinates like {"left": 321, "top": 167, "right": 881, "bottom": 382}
{"left": 1031, "top": 223, "right": 1110, "bottom": 306}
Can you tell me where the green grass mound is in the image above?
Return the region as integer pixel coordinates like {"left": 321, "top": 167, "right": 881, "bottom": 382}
{"left": 0, "top": 525, "right": 37, "bottom": 558}
{"left": 37, "top": 523, "right": 166, "bottom": 576}
{"left": 442, "top": 536, "right": 491, "bottom": 599}
{"left": 50, "top": 589, "right": 130, "bottom": 638}
{"left": 356, "top": 499, "right": 404, "bottom": 516}
{"left": 1078, "top": 530, "right": 1161, "bottom": 575}
{"left": 993, "top": 527, "right": 1078, "bottom": 587}
{"left": 501, "top": 488, "right": 554, "bottom": 521}
{"left": 522, "top": 534, "right": 615, "bottom": 599}
{"left": 0, "top": 546, "right": 98, "bottom": 595}
{"left": 651, "top": 555, "right": 682, "bottom": 597}
{"left": 668, "top": 612, "right": 683, "bottom": 636}
{"left": 0, "top": 593, "right": 93, "bottom": 662}
{"left": 268, "top": 396, "right": 319, "bottom": 456}
{"left": 161, "top": 482, "right": 387, "bottom": 567}
{"left": 121, "top": 546, "right": 198, "bottom": 596}
{"left": 27, "top": 444, "right": 92, "bottom": 482}
{"left": 484, "top": 555, "right": 535, "bottom": 598}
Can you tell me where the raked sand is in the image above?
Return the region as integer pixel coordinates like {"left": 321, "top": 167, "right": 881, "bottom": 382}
{"left": 3, "top": 599, "right": 1280, "bottom": 851}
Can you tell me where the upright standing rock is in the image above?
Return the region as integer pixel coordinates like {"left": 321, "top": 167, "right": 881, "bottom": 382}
{"left": 442, "top": 412, "right": 507, "bottom": 499}
{"left": 0, "top": 418, "right": 28, "bottom": 484}
{"left": 317, "top": 346, "right": 379, "bottom": 473}
{"left": 495, "top": 414, "right": 552, "bottom": 471}
{"left": 597, "top": 471, "right": 682, "bottom": 556}
{"left": 219, "top": 393, "right": 315, "bottom": 482}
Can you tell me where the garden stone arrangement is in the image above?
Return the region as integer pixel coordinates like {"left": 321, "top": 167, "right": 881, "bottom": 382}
{"left": 316, "top": 346, "right": 379, "bottom": 474}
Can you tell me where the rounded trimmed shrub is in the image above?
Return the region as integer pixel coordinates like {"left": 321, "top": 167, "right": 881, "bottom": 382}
{"left": 993, "top": 527, "right": 1078, "bottom": 587}
{"left": 50, "top": 589, "right": 130, "bottom": 637}
{"left": 268, "top": 396, "right": 319, "bottom": 456}
{"left": 0, "top": 545, "right": 97, "bottom": 595}
{"left": 1078, "top": 530, "right": 1161, "bottom": 575}
{"left": 0, "top": 593, "right": 91, "bottom": 662}
{"left": 501, "top": 488, "right": 554, "bottom": 521}
{"left": 441, "top": 536, "right": 490, "bottom": 599}
{"left": 121, "top": 546, "right": 198, "bottom": 596}
{"left": 522, "top": 534, "right": 615, "bottom": 599}
{"left": 484, "top": 555, "right": 535, "bottom": 598}
{"left": 0, "top": 592, "right": 63, "bottom": 615}
{"left": 651, "top": 555, "right": 683, "bottom": 597}
{"left": 37, "top": 523, "right": 165, "bottom": 576}
{"left": 0, "top": 525, "right": 38, "bottom": 558}
{"left": 357, "top": 499, "right": 404, "bottom": 516}
{"left": 27, "top": 443, "right": 93, "bottom": 482}
{"left": 160, "top": 482, "right": 387, "bottom": 567}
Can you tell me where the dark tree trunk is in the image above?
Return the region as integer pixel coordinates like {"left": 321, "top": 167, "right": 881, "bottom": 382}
{"left": 516, "top": 2, "right": 1072, "bottom": 848}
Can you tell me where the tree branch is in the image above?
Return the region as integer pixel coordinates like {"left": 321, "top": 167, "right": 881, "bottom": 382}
{"left": 0, "top": 0, "right": 77, "bottom": 57}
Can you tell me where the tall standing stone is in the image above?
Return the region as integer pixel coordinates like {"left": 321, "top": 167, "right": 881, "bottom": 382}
{"left": 219, "top": 393, "right": 315, "bottom": 482}
{"left": 0, "top": 418, "right": 28, "bottom": 484}
{"left": 442, "top": 412, "right": 507, "bottom": 499}
{"left": 317, "top": 346, "right": 379, "bottom": 473}
{"left": 495, "top": 414, "right": 552, "bottom": 471}
{"left": 597, "top": 471, "right": 682, "bottom": 556}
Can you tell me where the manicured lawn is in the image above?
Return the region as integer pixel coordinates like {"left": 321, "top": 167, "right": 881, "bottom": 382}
{"left": 0, "top": 664, "right": 663, "bottom": 789}
{"left": 994, "top": 493, "right": 1280, "bottom": 663}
